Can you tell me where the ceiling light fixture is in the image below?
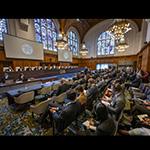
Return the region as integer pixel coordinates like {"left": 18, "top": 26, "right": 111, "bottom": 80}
{"left": 56, "top": 31, "right": 68, "bottom": 50}
{"left": 80, "top": 42, "right": 88, "bottom": 56}
{"left": 108, "top": 19, "right": 132, "bottom": 40}
{"left": 115, "top": 36, "right": 129, "bottom": 52}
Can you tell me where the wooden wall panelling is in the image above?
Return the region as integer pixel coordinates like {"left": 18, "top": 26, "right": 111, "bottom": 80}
{"left": 0, "top": 62, "right": 3, "bottom": 72}
{"left": 79, "top": 55, "right": 137, "bottom": 70}
{"left": 148, "top": 50, "right": 150, "bottom": 72}
{"left": 141, "top": 47, "right": 149, "bottom": 72}
{"left": 137, "top": 42, "right": 150, "bottom": 72}
{"left": 0, "top": 50, "right": 6, "bottom": 61}
{"left": 1, "top": 41, "right": 150, "bottom": 73}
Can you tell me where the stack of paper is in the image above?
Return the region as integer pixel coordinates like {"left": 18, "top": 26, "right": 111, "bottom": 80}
{"left": 137, "top": 114, "right": 148, "bottom": 121}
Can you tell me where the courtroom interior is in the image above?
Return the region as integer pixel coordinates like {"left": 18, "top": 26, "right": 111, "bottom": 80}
{"left": 0, "top": 19, "right": 150, "bottom": 136}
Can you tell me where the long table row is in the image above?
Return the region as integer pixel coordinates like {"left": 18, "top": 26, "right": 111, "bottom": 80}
{"left": 0, "top": 68, "right": 84, "bottom": 81}
{"left": 0, "top": 68, "right": 84, "bottom": 95}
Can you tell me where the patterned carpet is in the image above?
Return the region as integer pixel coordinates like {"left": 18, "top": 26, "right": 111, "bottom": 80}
{"left": 0, "top": 89, "right": 132, "bottom": 136}
{"left": 0, "top": 97, "right": 53, "bottom": 136}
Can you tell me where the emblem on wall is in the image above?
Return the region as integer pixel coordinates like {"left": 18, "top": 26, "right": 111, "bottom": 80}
{"left": 21, "top": 44, "right": 33, "bottom": 55}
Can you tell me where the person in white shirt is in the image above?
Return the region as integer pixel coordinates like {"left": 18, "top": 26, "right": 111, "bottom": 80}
{"left": 119, "top": 127, "right": 150, "bottom": 136}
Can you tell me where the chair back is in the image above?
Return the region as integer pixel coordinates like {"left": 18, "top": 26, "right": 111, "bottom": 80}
{"left": 30, "top": 97, "right": 53, "bottom": 115}
{"left": 14, "top": 91, "right": 34, "bottom": 104}
{"left": 37, "top": 86, "right": 51, "bottom": 95}
{"left": 53, "top": 101, "right": 82, "bottom": 134}
{"left": 55, "top": 92, "right": 67, "bottom": 103}
{"left": 52, "top": 83, "right": 60, "bottom": 91}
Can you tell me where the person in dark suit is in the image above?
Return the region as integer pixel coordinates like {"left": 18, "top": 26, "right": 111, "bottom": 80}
{"left": 50, "top": 100, "right": 82, "bottom": 133}
{"left": 17, "top": 73, "right": 27, "bottom": 82}
{"left": 40, "top": 90, "right": 83, "bottom": 129}
{"left": 54, "top": 79, "right": 71, "bottom": 96}
{"left": 64, "top": 90, "right": 77, "bottom": 104}
{"left": 71, "top": 80, "right": 79, "bottom": 89}
{"left": 102, "top": 83, "right": 125, "bottom": 121}
{"left": 86, "top": 82, "right": 99, "bottom": 110}
{"left": 1, "top": 73, "right": 9, "bottom": 83}
{"left": 84, "top": 67, "right": 88, "bottom": 75}
{"left": 86, "top": 102, "right": 116, "bottom": 136}
{"left": 87, "top": 84, "right": 98, "bottom": 96}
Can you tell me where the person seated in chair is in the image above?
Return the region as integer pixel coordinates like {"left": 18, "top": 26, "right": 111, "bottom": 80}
{"left": 125, "top": 70, "right": 142, "bottom": 88}
{"left": 101, "top": 79, "right": 120, "bottom": 103}
{"left": 101, "top": 83, "right": 125, "bottom": 121}
{"left": 75, "top": 85, "right": 87, "bottom": 107}
{"left": 39, "top": 87, "right": 85, "bottom": 128}
{"left": 85, "top": 102, "right": 116, "bottom": 136}
{"left": 8, "top": 66, "right": 14, "bottom": 72}
{"left": 1, "top": 73, "right": 9, "bottom": 83}
{"left": 119, "top": 127, "right": 150, "bottom": 136}
{"left": 86, "top": 80, "right": 98, "bottom": 97}
{"left": 131, "top": 99, "right": 150, "bottom": 116}
{"left": 96, "top": 77, "right": 105, "bottom": 88}
{"left": 84, "top": 66, "right": 88, "bottom": 75}
{"left": 63, "top": 90, "right": 77, "bottom": 104}
{"left": 54, "top": 78, "right": 71, "bottom": 96}
{"left": 16, "top": 73, "right": 27, "bottom": 82}
{"left": 71, "top": 80, "right": 79, "bottom": 89}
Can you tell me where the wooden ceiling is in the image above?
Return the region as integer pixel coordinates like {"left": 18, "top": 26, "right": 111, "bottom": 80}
{"left": 58, "top": 19, "right": 143, "bottom": 42}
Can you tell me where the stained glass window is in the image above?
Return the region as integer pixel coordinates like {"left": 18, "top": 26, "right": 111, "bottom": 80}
{"left": 97, "top": 31, "right": 115, "bottom": 56}
{"left": 68, "top": 31, "right": 79, "bottom": 55}
{"left": 0, "top": 19, "right": 7, "bottom": 41}
{"left": 34, "top": 19, "right": 57, "bottom": 51}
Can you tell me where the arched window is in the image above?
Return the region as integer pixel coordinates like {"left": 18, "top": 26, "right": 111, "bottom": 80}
{"left": 68, "top": 31, "right": 79, "bottom": 55}
{"left": 0, "top": 19, "right": 8, "bottom": 41}
{"left": 97, "top": 31, "right": 115, "bottom": 55}
{"left": 34, "top": 19, "right": 57, "bottom": 51}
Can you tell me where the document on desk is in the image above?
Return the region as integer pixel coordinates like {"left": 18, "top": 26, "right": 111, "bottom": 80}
{"left": 15, "top": 81, "right": 23, "bottom": 84}
{"left": 137, "top": 114, "right": 148, "bottom": 121}
{"left": 83, "top": 120, "right": 90, "bottom": 127}
{"left": 82, "top": 120, "right": 96, "bottom": 131}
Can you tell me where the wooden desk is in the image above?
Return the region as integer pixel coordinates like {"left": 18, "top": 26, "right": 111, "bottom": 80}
{"left": 6, "top": 79, "right": 61, "bottom": 105}
{"left": 0, "top": 76, "right": 57, "bottom": 94}
{"left": 0, "top": 68, "right": 84, "bottom": 81}
{"left": 7, "top": 84, "right": 42, "bottom": 97}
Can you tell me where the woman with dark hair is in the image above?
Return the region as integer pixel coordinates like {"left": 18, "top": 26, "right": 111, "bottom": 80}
{"left": 85, "top": 102, "right": 116, "bottom": 136}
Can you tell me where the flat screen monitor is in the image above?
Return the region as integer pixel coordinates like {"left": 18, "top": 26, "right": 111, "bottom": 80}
{"left": 4, "top": 34, "right": 44, "bottom": 60}
{"left": 58, "top": 49, "right": 72, "bottom": 62}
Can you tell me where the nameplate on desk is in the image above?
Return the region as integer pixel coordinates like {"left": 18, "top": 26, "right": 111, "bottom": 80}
{"left": 28, "top": 78, "right": 36, "bottom": 81}
{"left": 16, "top": 81, "right": 23, "bottom": 84}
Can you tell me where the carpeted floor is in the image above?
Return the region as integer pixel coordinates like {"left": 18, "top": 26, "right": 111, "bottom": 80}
{"left": 0, "top": 97, "right": 53, "bottom": 136}
{"left": 0, "top": 89, "right": 132, "bottom": 136}
{"left": 0, "top": 73, "right": 78, "bottom": 136}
